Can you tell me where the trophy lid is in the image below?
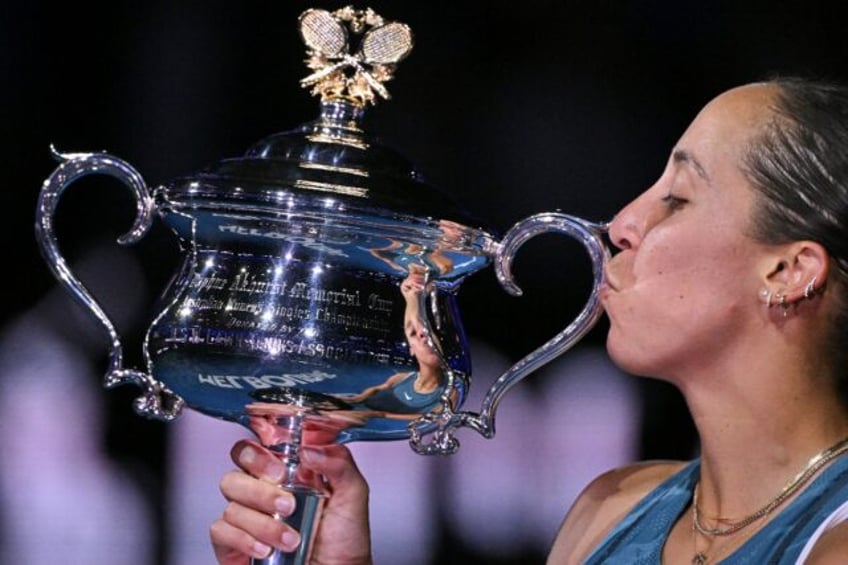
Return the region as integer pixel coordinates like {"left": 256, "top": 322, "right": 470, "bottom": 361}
{"left": 156, "top": 6, "right": 489, "bottom": 243}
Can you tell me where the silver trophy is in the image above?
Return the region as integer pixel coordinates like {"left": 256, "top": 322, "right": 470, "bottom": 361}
{"left": 35, "top": 6, "right": 609, "bottom": 565}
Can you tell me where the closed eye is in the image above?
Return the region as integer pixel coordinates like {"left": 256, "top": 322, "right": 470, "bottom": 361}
{"left": 661, "top": 193, "right": 687, "bottom": 211}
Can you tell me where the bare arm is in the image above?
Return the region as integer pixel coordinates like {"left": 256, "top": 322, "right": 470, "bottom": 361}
{"left": 341, "top": 372, "right": 407, "bottom": 404}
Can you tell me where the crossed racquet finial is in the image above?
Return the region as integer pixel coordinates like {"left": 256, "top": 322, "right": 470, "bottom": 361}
{"left": 298, "top": 6, "right": 414, "bottom": 107}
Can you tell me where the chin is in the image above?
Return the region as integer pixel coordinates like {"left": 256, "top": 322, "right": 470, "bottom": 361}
{"left": 605, "top": 334, "right": 654, "bottom": 378}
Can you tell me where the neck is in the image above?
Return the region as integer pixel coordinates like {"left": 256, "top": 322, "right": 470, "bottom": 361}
{"left": 688, "top": 433, "right": 848, "bottom": 564}
{"left": 413, "top": 365, "right": 442, "bottom": 391}
{"left": 684, "top": 360, "right": 848, "bottom": 519}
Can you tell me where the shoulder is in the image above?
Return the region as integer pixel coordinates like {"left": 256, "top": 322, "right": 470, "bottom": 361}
{"left": 804, "top": 521, "right": 848, "bottom": 564}
{"left": 802, "top": 518, "right": 848, "bottom": 564}
{"left": 546, "top": 460, "right": 688, "bottom": 565}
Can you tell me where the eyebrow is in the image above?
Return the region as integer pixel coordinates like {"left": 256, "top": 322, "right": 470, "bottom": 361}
{"left": 672, "top": 149, "right": 710, "bottom": 183}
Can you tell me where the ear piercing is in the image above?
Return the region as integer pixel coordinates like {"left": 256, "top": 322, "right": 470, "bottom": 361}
{"left": 759, "top": 288, "right": 773, "bottom": 307}
{"left": 759, "top": 275, "right": 820, "bottom": 314}
{"left": 804, "top": 276, "right": 818, "bottom": 299}
{"left": 759, "top": 289, "right": 786, "bottom": 315}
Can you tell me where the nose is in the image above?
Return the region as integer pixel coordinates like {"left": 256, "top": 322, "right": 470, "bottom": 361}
{"left": 608, "top": 200, "right": 637, "bottom": 251}
{"left": 607, "top": 189, "right": 658, "bottom": 252}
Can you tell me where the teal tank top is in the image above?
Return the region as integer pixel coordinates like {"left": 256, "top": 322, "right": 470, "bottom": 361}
{"left": 584, "top": 455, "right": 848, "bottom": 564}
{"left": 361, "top": 372, "right": 442, "bottom": 414}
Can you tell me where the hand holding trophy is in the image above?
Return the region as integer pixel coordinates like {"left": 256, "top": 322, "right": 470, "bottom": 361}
{"left": 35, "top": 6, "right": 609, "bottom": 564}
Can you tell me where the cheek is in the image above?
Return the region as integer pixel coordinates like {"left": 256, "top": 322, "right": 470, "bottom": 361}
{"left": 611, "top": 242, "right": 733, "bottom": 353}
{"left": 605, "top": 225, "right": 755, "bottom": 375}
{"left": 636, "top": 227, "right": 740, "bottom": 299}
{"left": 632, "top": 242, "right": 700, "bottom": 300}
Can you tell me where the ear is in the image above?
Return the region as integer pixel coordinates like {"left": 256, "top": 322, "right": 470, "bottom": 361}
{"left": 762, "top": 240, "right": 830, "bottom": 303}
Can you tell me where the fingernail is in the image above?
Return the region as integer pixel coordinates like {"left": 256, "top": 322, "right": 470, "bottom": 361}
{"left": 281, "top": 530, "right": 301, "bottom": 550}
{"left": 240, "top": 445, "right": 285, "bottom": 482}
{"left": 252, "top": 541, "right": 272, "bottom": 558}
{"left": 275, "top": 495, "right": 294, "bottom": 515}
{"left": 239, "top": 445, "right": 257, "bottom": 465}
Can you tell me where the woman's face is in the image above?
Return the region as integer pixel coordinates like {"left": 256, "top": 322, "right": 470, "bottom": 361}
{"left": 405, "top": 316, "right": 442, "bottom": 368}
{"left": 602, "top": 84, "right": 778, "bottom": 380}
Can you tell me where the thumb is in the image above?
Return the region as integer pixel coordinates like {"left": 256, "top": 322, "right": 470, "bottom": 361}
{"left": 301, "top": 444, "right": 369, "bottom": 502}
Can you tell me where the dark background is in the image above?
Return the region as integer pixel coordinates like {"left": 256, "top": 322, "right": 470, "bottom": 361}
{"left": 4, "top": 1, "right": 847, "bottom": 563}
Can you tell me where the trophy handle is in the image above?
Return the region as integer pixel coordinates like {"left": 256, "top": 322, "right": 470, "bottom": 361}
{"left": 34, "top": 147, "right": 184, "bottom": 421}
{"left": 410, "top": 212, "right": 609, "bottom": 455}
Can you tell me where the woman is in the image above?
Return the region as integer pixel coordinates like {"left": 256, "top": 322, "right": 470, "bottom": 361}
{"left": 210, "top": 77, "right": 848, "bottom": 563}
{"left": 335, "top": 266, "right": 450, "bottom": 418}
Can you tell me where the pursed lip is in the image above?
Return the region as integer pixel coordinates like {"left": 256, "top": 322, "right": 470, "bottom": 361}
{"left": 601, "top": 266, "right": 619, "bottom": 294}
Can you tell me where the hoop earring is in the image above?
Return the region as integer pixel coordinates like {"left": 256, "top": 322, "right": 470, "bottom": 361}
{"left": 804, "top": 275, "right": 818, "bottom": 299}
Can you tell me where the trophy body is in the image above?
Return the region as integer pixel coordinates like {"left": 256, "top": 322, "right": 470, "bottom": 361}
{"left": 146, "top": 202, "right": 478, "bottom": 440}
{"left": 35, "top": 7, "right": 609, "bottom": 565}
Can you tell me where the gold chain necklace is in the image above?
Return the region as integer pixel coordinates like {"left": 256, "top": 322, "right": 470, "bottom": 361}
{"left": 690, "top": 435, "right": 848, "bottom": 564}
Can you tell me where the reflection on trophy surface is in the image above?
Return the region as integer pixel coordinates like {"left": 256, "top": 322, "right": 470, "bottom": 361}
{"left": 34, "top": 5, "right": 609, "bottom": 565}
{"left": 336, "top": 263, "right": 455, "bottom": 419}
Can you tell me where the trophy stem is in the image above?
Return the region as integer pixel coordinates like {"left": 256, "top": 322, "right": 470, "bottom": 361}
{"left": 251, "top": 485, "right": 325, "bottom": 565}
{"left": 245, "top": 393, "right": 336, "bottom": 565}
